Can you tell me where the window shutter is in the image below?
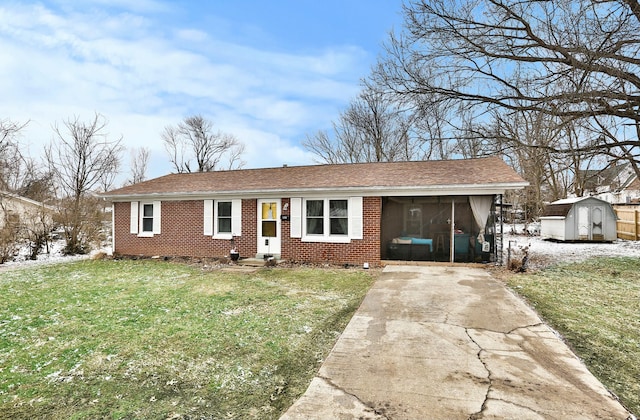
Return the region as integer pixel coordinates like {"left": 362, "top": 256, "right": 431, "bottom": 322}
{"left": 231, "top": 199, "right": 242, "bottom": 236}
{"left": 350, "top": 197, "right": 363, "bottom": 240}
{"left": 152, "top": 201, "right": 161, "bottom": 234}
{"left": 290, "top": 197, "right": 302, "bottom": 238}
{"left": 203, "top": 200, "right": 213, "bottom": 236}
{"left": 130, "top": 201, "right": 139, "bottom": 234}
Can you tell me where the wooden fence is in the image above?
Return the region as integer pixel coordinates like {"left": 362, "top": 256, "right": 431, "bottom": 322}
{"left": 614, "top": 206, "right": 640, "bottom": 240}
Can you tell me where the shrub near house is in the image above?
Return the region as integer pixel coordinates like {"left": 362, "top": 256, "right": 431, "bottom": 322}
{"left": 0, "top": 192, "right": 55, "bottom": 262}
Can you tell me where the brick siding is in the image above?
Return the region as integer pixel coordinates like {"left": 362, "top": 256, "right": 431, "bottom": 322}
{"left": 113, "top": 196, "right": 381, "bottom": 265}
{"left": 113, "top": 200, "right": 257, "bottom": 259}
{"left": 281, "top": 196, "right": 381, "bottom": 265}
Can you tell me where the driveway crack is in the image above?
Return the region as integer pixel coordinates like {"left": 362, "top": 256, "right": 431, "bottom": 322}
{"left": 465, "top": 328, "right": 492, "bottom": 420}
{"left": 464, "top": 324, "right": 552, "bottom": 419}
{"left": 317, "top": 375, "right": 390, "bottom": 419}
{"left": 507, "top": 322, "right": 545, "bottom": 335}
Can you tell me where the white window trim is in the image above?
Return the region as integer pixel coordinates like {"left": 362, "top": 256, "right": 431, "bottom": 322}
{"left": 204, "top": 199, "right": 242, "bottom": 239}
{"left": 300, "top": 197, "right": 361, "bottom": 243}
{"left": 214, "top": 200, "right": 233, "bottom": 239}
{"left": 134, "top": 201, "right": 161, "bottom": 237}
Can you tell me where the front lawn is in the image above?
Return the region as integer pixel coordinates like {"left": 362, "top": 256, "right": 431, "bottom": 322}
{"left": 504, "top": 257, "right": 640, "bottom": 417}
{"left": 0, "top": 260, "right": 375, "bottom": 419}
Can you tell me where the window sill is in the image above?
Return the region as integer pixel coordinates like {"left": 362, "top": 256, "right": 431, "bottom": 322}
{"left": 137, "top": 232, "right": 155, "bottom": 238}
{"left": 212, "top": 233, "right": 233, "bottom": 240}
{"left": 301, "top": 235, "right": 351, "bottom": 244}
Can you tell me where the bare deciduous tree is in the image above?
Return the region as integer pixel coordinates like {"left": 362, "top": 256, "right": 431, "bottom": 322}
{"left": 0, "top": 119, "right": 27, "bottom": 154}
{"left": 0, "top": 119, "right": 29, "bottom": 192}
{"left": 489, "top": 111, "right": 576, "bottom": 218}
{"left": 162, "top": 115, "right": 245, "bottom": 173}
{"left": 0, "top": 200, "right": 20, "bottom": 263}
{"left": 125, "top": 147, "right": 150, "bottom": 186}
{"left": 303, "top": 89, "right": 420, "bottom": 163}
{"left": 373, "top": 0, "right": 640, "bottom": 173}
{"left": 13, "top": 164, "right": 55, "bottom": 202}
{"left": 46, "top": 113, "right": 123, "bottom": 254}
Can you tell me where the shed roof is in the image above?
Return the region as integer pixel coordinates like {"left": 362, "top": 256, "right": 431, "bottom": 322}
{"left": 103, "top": 157, "right": 528, "bottom": 200}
{"left": 542, "top": 196, "right": 612, "bottom": 217}
{"left": 542, "top": 203, "right": 573, "bottom": 217}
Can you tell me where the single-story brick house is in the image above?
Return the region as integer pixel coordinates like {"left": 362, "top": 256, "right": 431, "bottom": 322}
{"left": 102, "top": 157, "right": 527, "bottom": 265}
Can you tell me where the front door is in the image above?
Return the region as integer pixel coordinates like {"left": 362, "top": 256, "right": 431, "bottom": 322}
{"left": 257, "top": 199, "right": 281, "bottom": 257}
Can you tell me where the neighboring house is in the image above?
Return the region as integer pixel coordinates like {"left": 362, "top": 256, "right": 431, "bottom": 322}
{"left": 540, "top": 196, "right": 617, "bottom": 242}
{"left": 101, "top": 157, "right": 527, "bottom": 265}
{"left": 577, "top": 163, "right": 640, "bottom": 204}
{"left": 0, "top": 191, "right": 55, "bottom": 232}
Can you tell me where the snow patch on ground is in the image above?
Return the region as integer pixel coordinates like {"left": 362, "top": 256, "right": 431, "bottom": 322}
{"left": 0, "top": 239, "right": 112, "bottom": 272}
{"left": 503, "top": 229, "right": 640, "bottom": 270}
{"left": 2, "top": 226, "right": 640, "bottom": 273}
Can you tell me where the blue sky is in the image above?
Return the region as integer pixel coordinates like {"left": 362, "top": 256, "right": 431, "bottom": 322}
{"left": 0, "top": 0, "right": 405, "bottom": 181}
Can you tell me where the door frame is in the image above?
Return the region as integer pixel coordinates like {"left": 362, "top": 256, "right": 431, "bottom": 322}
{"left": 257, "top": 199, "right": 281, "bottom": 257}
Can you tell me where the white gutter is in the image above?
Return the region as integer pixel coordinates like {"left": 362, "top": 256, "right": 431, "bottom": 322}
{"left": 103, "top": 182, "right": 529, "bottom": 202}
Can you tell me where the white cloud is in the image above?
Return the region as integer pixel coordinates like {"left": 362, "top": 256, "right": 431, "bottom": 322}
{"left": 0, "top": 1, "right": 370, "bottom": 183}
{"left": 52, "top": 0, "right": 172, "bottom": 14}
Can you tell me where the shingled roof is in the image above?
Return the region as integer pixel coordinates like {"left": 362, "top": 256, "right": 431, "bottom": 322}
{"left": 541, "top": 196, "right": 612, "bottom": 218}
{"left": 103, "top": 157, "right": 527, "bottom": 199}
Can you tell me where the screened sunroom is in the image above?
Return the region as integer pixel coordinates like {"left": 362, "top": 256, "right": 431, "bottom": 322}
{"left": 381, "top": 195, "right": 503, "bottom": 263}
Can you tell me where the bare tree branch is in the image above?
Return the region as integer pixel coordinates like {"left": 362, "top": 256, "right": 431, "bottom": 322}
{"left": 372, "top": 0, "right": 640, "bottom": 172}
{"left": 45, "top": 113, "right": 123, "bottom": 254}
{"left": 0, "top": 119, "right": 29, "bottom": 191}
{"left": 126, "top": 146, "right": 150, "bottom": 185}
{"left": 162, "top": 115, "right": 245, "bottom": 173}
{"left": 303, "top": 88, "right": 426, "bottom": 163}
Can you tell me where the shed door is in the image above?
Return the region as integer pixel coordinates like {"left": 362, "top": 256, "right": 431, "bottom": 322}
{"left": 577, "top": 206, "right": 590, "bottom": 240}
{"left": 592, "top": 207, "right": 604, "bottom": 241}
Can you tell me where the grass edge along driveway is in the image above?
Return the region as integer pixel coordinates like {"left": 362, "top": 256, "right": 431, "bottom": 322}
{"left": 503, "top": 257, "right": 640, "bottom": 417}
{"left": 0, "top": 259, "right": 376, "bottom": 419}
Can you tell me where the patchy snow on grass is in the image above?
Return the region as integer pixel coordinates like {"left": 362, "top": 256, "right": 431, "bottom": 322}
{"left": 3, "top": 224, "right": 640, "bottom": 273}
{"left": 503, "top": 224, "right": 640, "bottom": 270}
{"left": 0, "top": 239, "right": 111, "bottom": 271}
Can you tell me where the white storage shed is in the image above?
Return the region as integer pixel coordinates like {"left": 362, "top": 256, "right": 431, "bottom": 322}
{"left": 540, "top": 197, "right": 617, "bottom": 242}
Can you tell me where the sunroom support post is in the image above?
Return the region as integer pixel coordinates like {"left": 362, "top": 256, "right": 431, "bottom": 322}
{"left": 450, "top": 199, "right": 455, "bottom": 263}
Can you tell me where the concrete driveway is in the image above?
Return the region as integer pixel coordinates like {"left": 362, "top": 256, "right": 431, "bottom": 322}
{"left": 281, "top": 265, "right": 632, "bottom": 419}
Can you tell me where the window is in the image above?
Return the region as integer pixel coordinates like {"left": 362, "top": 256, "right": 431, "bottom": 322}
{"left": 130, "top": 201, "right": 161, "bottom": 237}
{"left": 217, "top": 201, "right": 232, "bottom": 234}
{"left": 306, "top": 200, "right": 324, "bottom": 235}
{"left": 305, "top": 199, "right": 348, "bottom": 237}
{"left": 329, "top": 200, "right": 348, "bottom": 235}
{"left": 142, "top": 204, "right": 154, "bottom": 232}
{"left": 404, "top": 204, "right": 423, "bottom": 237}
{"left": 261, "top": 202, "right": 277, "bottom": 237}
{"left": 290, "top": 197, "right": 362, "bottom": 242}
{"left": 203, "top": 199, "right": 242, "bottom": 238}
